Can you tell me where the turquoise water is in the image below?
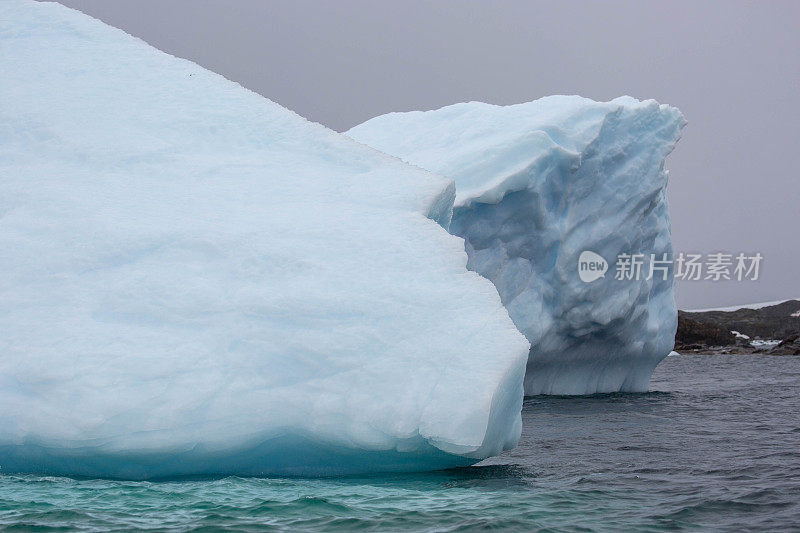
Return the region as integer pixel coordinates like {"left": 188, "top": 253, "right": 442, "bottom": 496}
{"left": 2, "top": 355, "right": 799, "bottom": 531}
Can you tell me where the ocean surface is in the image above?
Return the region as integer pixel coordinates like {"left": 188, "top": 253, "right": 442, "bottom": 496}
{"left": 1, "top": 354, "right": 798, "bottom": 531}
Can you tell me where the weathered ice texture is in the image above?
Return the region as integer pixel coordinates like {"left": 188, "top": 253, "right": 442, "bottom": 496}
{"left": 349, "top": 96, "right": 685, "bottom": 395}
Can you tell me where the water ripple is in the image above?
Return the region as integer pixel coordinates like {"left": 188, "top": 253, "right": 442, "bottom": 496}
{"left": 1, "top": 355, "right": 798, "bottom": 531}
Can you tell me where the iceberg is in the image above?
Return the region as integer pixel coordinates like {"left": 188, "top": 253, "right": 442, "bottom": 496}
{"left": 348, "top": 97, "right": 685, "bottom": 395}
{"left": 0, "top": 1, "right": 530, "bottom": 478}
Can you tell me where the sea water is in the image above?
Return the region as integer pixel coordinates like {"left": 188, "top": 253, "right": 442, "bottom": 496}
{"left": 1, "top": 355, "right": 798, "bottom": 531}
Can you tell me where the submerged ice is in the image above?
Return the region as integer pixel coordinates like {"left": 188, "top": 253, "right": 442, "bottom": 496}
{"left": 349, "top": 96, "right": 685, "bottom": 395}
{"left": 0, "top": 1, "right": 530, "bottom": 478}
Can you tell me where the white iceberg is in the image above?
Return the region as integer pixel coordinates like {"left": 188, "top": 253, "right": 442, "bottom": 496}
{"left": 0, "top": 1, "right": 529, "bottom": 478}
{"left": 348, "top": 96, "right": 685, "bottom": 395}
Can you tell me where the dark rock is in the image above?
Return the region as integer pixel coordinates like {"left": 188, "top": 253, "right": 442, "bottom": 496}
{"left": 675, "top": 300, "right": 800, "bottom": 355}
{"left": 768, "top": 334, "right": 800, "bottom": 356}
{"left": 681, "top": 300, "right": 800, "bottom": 340}
{"left": 675, "top": 314, "right": 738, "bottom": 347}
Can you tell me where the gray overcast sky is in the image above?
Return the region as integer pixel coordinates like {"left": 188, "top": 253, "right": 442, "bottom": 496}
{"left": 53, "top": 0, "right": 800, "bottom": 309}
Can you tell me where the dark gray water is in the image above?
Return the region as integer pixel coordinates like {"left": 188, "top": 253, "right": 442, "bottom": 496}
{"left": 1, "top": 355, "right": 798, "bottom": 531}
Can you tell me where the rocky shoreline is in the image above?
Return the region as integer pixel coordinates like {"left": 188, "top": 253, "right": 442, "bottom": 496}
{"left": 674, "top": 300, "right": 800, "bottom": 355}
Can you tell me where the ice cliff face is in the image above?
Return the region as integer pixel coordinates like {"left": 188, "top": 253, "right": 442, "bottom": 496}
{"left": 0, "top": 1, "right": 530, "bottom": 478}
{"left": 348, "top": 97, "right": 685, "bottom": 395}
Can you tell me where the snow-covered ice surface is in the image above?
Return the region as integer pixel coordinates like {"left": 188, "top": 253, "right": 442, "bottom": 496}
{"left": 750, "top": 340, "right": 782, "bottom": 348}
{"left": 687, "top": 299, "right": 800, "bottom": 313}
{"left": 349, "top": 97, "right": 685, "bottom": 395}
{"left": 0, "top": 1, "right": 530, "bottom": 478}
